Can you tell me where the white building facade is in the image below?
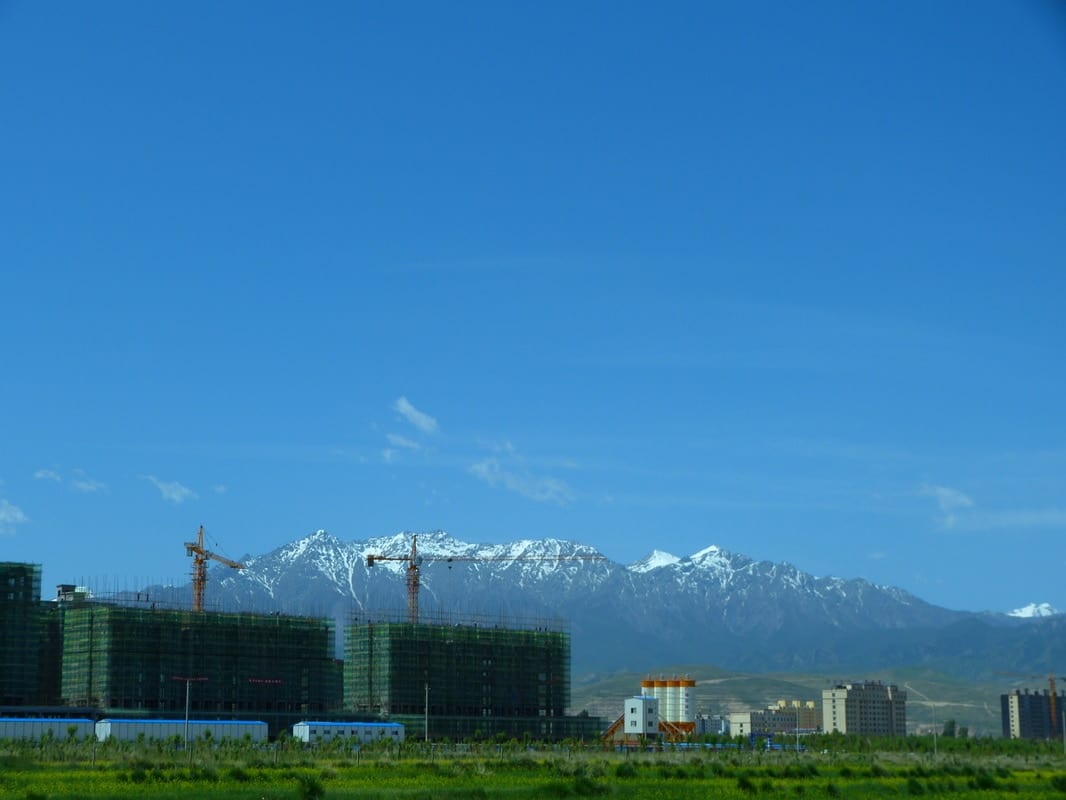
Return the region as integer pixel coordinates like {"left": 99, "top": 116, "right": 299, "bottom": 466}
{"left": 624, "top": 695, "right": 659, "bottom": 738}
{"left": 292, "top": 721, "right": 405, "bottom": 744}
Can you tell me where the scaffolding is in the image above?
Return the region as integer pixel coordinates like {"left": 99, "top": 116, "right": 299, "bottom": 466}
{"left": 0, "top": 564, "right": 43, "bottom": 705}
{"left": 59, "top": 601, "right": 340, "bottom": 734}
{"left": 344, "top": 610, "right": 601, "bottom": 740}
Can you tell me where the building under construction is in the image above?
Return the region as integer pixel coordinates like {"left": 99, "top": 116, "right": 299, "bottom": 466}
{"left": 0, "top": 563, "right": 45, "bottom": 706}
{"left": 59, "top": 597, "right": 341, "bottom": 736}
{"left": 344, "top": 611, "right": 602, "bottom": 741}
{"left": 1002, "top": 688, "right": 1066, "bottom": 740}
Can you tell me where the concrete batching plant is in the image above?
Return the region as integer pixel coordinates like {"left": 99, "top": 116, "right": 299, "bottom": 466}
{"left": 604, "top": 676, "right": 697, "bottom": 743}
{"left": 640, "top": 677, "right": 696, "bottom": 737}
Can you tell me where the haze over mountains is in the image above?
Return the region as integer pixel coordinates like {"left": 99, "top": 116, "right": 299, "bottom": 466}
{"left": 143, "top": 530, "right": 1065, "bottom": 679}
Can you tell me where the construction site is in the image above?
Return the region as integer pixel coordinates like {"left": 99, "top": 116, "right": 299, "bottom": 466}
{"left": 345, "top": 610, "right": 600, "bottom": 740}
{"left": 58, "top": 602, "right": 341, "bottom": 731}
{"left": 0, "top": 530, "right": 606, "bottom": 741}
{"left": 0, "top": 563, "right": 46, "bottom": 706}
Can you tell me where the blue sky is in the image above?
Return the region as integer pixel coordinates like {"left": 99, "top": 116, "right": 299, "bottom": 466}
{"left": 2, "top": 1, "right": 1064, "bottom": 614}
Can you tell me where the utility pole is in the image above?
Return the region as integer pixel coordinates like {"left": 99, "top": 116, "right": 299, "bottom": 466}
{"left": 425, "top": 682, "right": 430, "bottom": 743}
{"left": 171, "top": 676, "right": 207, "bottom": 763}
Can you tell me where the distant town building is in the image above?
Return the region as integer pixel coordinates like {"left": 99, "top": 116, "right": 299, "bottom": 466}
{"left": 727, "top": 700, "right": 821, "bottom": 737}
{"left": 773, "top": 700, "right": 821, "bottom": 731}
{"left": 1001, "top": 689, "right": 1065, "bottom": 740}
{"left": 695, "top": 712, "right": 728, "bottom": 736}
{"left": 822, "top": 681, "right": 906, "bottom": 736}
{"left": 728, "top": 711, "right": 758, "bottom": 737}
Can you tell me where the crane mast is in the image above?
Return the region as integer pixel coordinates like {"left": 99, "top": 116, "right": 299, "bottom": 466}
{"left": 366, "top": 535, "right": 423, "bottom": 623}
{"left": 184, "top": 525, "right": 244, "bottom": 612}
{"left": 366, "top": 534, "right": 604, "bottom": 624}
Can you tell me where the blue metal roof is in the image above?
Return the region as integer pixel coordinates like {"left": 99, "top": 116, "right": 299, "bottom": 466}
{"left": 0, "top": 717, "right": 94, "bottom": 724}
{"left": 98, "top": 719, "right": 267, "bottom": 725}
{"left": 295, "top": 721, "right": 403, "bottom": 728}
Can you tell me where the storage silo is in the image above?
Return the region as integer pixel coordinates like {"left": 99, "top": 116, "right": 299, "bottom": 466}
{"left": 644, "top": 678, "right": 662, "bottom": 712}
{"left": 665, "top": 679, "right": 680, "bottom": 722}
{"left": 678, "top": 678, "right": 696, "bottom": 730}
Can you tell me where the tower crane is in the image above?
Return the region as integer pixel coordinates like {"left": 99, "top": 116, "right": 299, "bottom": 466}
{"left": 184, "top": 525, "right": 244, "bottom": 612}
{"left": 366, "top": 534, "right": 605, "bottom": 624}
{"left": 997, "top": 671, "right": 1066, "bottom": 738}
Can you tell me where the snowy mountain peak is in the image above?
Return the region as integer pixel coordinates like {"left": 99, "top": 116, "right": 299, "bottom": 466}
{"left": 688, "top": 544, "right": 737, "bottom": 569}
{"left": 274, "top": 529, "right": 342, "bottom": 561}
{"left": 628, "top": 550, "right": 681, "bottom": 573}
{"left": 1008, "top": 602, "right": 1060, "bottom": 618}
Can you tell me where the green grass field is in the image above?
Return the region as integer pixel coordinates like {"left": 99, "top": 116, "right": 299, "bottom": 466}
{"left": 4, "top": 740, "right": 1066, "bottom": 800}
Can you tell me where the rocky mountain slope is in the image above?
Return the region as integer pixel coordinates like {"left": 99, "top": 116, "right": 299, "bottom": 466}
{"left": 144, "top": 530, "right": 1066, "bottom": 677}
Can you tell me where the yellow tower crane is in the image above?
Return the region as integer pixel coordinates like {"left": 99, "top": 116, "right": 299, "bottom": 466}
{"left": 366, "top": 534, "right": 605, "bottom": 624}
{"left": 184, "top": 525, "right": 244, "bottom": 612}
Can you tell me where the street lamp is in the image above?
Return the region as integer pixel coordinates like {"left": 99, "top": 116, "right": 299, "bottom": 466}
{"left": 904, "top": 684, "right": 937, "bottom": 757}
{"left": 171, "top": 675, "right": 208, "bottom": 762}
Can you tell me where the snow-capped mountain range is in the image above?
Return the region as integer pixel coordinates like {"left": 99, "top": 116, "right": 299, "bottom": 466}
{"left": 1008, "top": 602, "right": 1060, "bottom": 619}
{"left": 142, "top": 530, "right": 1066, "bottom": 677}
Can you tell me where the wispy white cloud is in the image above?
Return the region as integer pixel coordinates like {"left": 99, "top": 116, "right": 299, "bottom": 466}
{"left": 143, "top": 475, "right": 197, "bottom": 504}
{"left": 213, "top": 484, "right": 227, "bottom": 495}
{"left": 34, "top": 467, "right": 106, "bottom": 493}
{"left": 921, "top": 484, "right": 974, "bottom": 512}
{"left": 386, "top": 433, "right": 421, "bottom": 450}
{"left": 469, "top": 458, "right": 574, "bottom": 505}
{"left": 482, "top": 439, "right": 516, "bottom": 455}
{"left": 920, "top": 484, "right": 973, "bottom": 528}
{"left": 0, "top": 499, "right": 28, "bottom": 536}
{"left": 71, "top": 469, "right": 107, "bottom": 493}
{"left": 393, "top": 396, "right": 438, "bottom": 434}
{"left": 382, "top": 449, "right": 397, "bottom": 464}
{"left": 953, "top": 509, "right": 1066, "bottom": 532}
{"left": 869, "top": 551, "right": 887, "bottom": 560}
{"left": 920, "top": 484, "right": 1066, "bottom": 533}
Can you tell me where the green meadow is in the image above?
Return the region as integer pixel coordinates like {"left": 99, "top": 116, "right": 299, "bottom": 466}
{"left": 4, "top": 737, "right": 1066, "bottom": 800}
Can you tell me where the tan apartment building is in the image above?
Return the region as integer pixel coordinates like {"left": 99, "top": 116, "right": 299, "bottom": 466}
{"left": 822, "top": 681, "right": 906, "bottom": 736}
